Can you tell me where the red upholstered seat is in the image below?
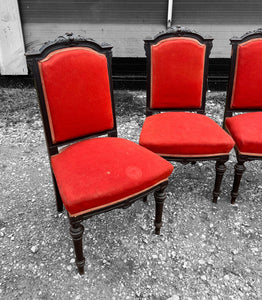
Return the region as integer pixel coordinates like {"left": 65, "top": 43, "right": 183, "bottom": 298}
{"left": 51, "top": 137, "right": 173, "bottom": 216}
{"left": 225, "top": 112, "right": 262, "bottom": 155}
{"left": 140, "top": 112, "right": 235, "bottom": 156}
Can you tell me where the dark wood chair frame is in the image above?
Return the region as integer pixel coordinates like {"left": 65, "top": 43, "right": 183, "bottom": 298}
{"left": 144, "top": 27, "right": 228, "bottom": 203}
{"left": 223, "top": 29, "right": 262, "bottom": 204}
{"left": 26, "top": 33, "right": 168, "bottom": 275}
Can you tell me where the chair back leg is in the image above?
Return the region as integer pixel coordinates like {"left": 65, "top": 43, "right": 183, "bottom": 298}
{"left": 52, "top": 173, "right": 64, "bottom": 212}
{"left": 213, "top": 159, "right": 227, "bottom": 203}
{"left": 231, "top": 158, "right": 246, "bottom": 204}
{"left": 154, "top": 183, "right": 168, "bottom": 235}
{"left": 69, "top": 218, "right": 85, "bottom": 275}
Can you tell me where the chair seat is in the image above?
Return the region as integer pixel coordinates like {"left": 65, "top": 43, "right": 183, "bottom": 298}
{"left": 225, "top": 112, "right": 262, "bottom": 155}
{"left": 51, "top": 137, "right": 173, "bottom": 216}
{"left": 139, "top": 112, "right": 235, "bottom": 157}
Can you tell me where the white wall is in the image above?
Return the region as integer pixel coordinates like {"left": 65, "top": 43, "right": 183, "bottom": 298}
{"left": 0, "top": 0, "right": 27, "bottom": 75}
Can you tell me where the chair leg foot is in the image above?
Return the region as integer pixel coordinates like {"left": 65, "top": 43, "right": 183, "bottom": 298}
{"left": 154, "top": 184, "right": 167, "bottom": 235}
{"left": 213, "top": 160, "right": 227, "bottom": 203}
{"left": 231, "top": 160, "right": 246, "bottom": 204}
{"left": 69, "top": 218, "right": 85, "bottom": 275}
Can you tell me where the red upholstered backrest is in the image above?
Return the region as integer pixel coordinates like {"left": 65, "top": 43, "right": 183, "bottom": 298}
{"left": 39, "top": 47, "right": 114, "bottom": 143}
{"left": 150, "top": 37, "right": 206, "bottom": 109}
{"left": 231, "top": 38, "right": 262, "bottom": 109}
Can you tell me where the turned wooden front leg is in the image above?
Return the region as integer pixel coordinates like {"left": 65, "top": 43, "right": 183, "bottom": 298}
{"left": 231, "top": 159, "right": 246, "bottom": 204}
{"left": 213, "top": 160, "right": 227, "bottom": 203}
{"left": 69, "top": 218, "right": 85, "bottom": 275}
{"left": 154, "top": 183, "right": 167, "bottom": 235}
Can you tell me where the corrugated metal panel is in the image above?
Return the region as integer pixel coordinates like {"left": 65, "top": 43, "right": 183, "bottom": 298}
{"left": 19, "top": 0, "right": 167, "bottom": 57}
{"left": 173, "top": 0, "right": 262, "bottom": 24}
{"left": 172, "top": 0, "right": 262, "bottom": 57}
{"left": 19, "top": 0, "right": 262, "bottom": 58}
{"left": 19, "top": 0, "right": 166, "bottom": 24}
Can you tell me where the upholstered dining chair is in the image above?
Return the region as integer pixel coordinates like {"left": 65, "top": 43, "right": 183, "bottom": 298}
{"left": 139, "top": 26, "right": 235, "bottom": 203}
{"left": 26, "top": 33, "right": 173, "bottom": 274}
{"left": 223, "top": 29, "right": 262, "bottom": 204}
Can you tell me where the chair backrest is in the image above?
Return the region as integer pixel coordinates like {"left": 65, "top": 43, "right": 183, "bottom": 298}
{"left": 225, "top": 29, "right": 262, "bottom": 120}
{"left": 144, "top": 27, "right": 213, "bottom": 116}
{"left": 26, "top": 33, "right": 117, "bottom": 156}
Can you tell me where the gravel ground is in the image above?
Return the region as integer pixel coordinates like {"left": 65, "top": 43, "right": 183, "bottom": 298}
{"left": 0, "top": 88, "right": 261, "bottom": 300}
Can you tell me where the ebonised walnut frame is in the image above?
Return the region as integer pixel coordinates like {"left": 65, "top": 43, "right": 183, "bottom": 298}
{"left": 223, "top": 29, "right": 262, "bottom": 204}
{"left": 144, "top": 26, "right": 228, "bottom": 203}
{"left": 26, "top": 33, "right": 169, "bottom": 275}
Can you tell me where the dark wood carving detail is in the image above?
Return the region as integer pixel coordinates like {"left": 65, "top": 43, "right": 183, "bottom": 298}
{"left": 148, "top": 25, "right": 212, "bottom": 42}
{"left": 230, "top": 28, "right": 262, "bottom": 43}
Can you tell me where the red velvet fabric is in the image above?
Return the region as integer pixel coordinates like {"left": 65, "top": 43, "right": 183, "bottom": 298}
{"left": 231, "top": 39, "right": 262, "bottom": 109}
{"left": 51, "top": 137, "right": 173, "bottom": 215}
{"left": 150, "top": 38, "right": 206, "bottom": 109}
{"left": 225, "top": 112, "right": 262, "bottom": 155}
{"left": 39, "top": 48, "right": 114, "bottom": 143}
{"left": 139, "top": 112, "right": 235, "bottom": 156}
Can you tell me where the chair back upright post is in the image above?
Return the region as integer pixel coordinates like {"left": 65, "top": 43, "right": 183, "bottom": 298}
{"left": 144, "top": 26, "right": 213, "bottom": 117}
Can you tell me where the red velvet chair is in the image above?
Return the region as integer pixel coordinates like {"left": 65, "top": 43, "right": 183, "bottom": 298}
{"left": 223, "top": 29, "right": 262, "bottom": 204}
{"left": 26, "top": 33, "right": 173, "bottom": 274}
{"left": 139, "top": 27, "right": 235, "bottom": 203}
